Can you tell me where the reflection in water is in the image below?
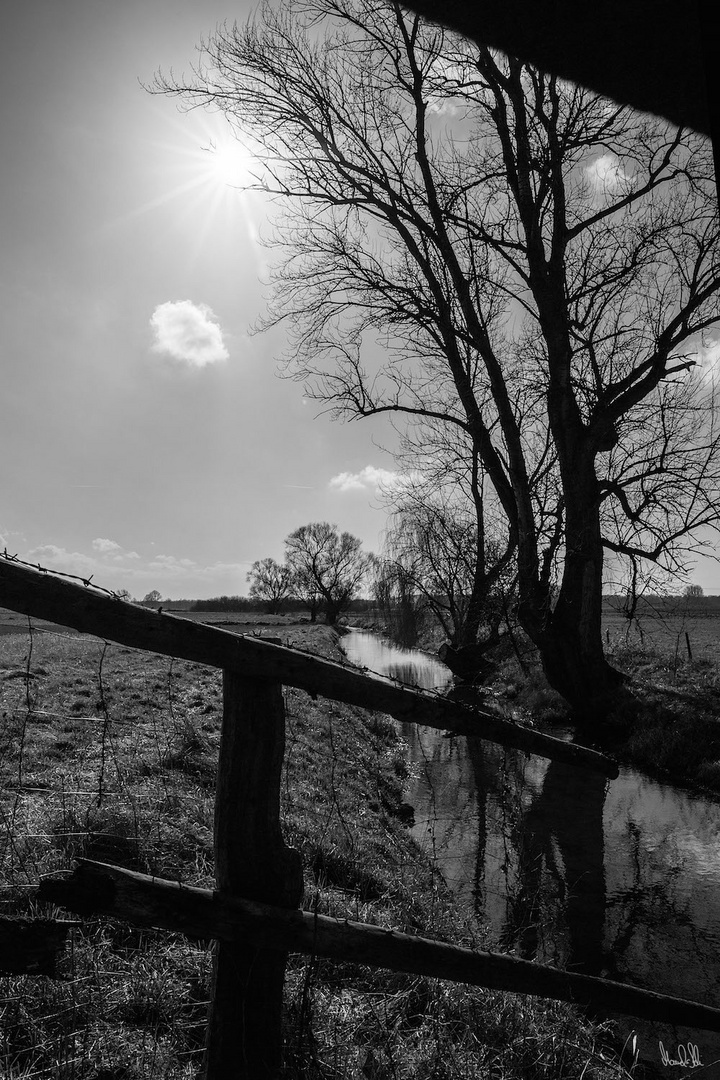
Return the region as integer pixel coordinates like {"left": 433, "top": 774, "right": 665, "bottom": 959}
{"left": 501, "top": 756, "right": 607, "bottom": 975}
{"left": 405, "top": 726, "right": 607, "bottom": 974}
{"left": 342, "top": 629, "right": 453, "bottom": 693}
{"left": 342, "top": 628, "right": 720, "bottom": 1069}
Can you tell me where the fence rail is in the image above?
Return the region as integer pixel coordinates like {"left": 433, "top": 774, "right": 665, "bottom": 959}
{"left": 0, "top": 557, "right": 616, "bottom": 776}
{"left": 39, "top": 859, "right": 720, "bottom": 1034}
{"left": 5, "top": 553, "right": 717, "bottom": 1079}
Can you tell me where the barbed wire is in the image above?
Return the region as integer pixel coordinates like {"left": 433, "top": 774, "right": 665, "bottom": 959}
{"left": 1, "top": 549, "right": 518, "bottom": 708}
{"left": 1, "top": 549, "right": 134, "bottom": 602}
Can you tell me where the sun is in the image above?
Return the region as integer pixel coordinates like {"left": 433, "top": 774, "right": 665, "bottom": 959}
{"left": 201, "top": 137, "right": 255, "bottom": 189}
{"left": 114, "top": 109, "right": 264, "bottom": 258}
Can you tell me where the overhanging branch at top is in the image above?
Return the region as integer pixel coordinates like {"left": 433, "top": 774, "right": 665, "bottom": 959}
{"left": 0, "top": 556, "right": 618, "bottom": 777}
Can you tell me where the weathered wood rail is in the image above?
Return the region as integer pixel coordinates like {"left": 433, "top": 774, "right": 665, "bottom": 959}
{"left": 6, "top": 555, "right": 718, "bottom": 1078}
{"left": 40, "top": 860, "right": 720, "bottom": 1034}
{"left": 0, "top": 557, "right": 616, "bottom": 775}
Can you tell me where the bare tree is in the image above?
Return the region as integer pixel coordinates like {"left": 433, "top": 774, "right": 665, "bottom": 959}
{"left": 378, "top": 469, "right": 516, "bottom": 678}
{"left": 285, "top": 522, "right": 373, "bottom": 624}
{"left": 157, "top": 0, "right": 720, "bottom": 720}
{"left": 246, "top": 557, "right": 292, "bottom": 613}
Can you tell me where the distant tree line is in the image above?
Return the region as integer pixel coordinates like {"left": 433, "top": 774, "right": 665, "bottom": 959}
{"left": 190, "top": 595, "right": 377, "bottom": 614}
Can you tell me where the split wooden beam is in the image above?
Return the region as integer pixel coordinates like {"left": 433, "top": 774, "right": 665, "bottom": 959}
{"left": 0, "top": 558, "right": 618, "bottom": 777}
{"left": 39, "top": 860, "right": 720, "bottom": 1034}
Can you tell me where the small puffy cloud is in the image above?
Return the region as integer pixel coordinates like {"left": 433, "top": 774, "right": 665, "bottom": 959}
{"left": 92, "top": 538, "right": 141, "bottom": 562}
{"left": 150, "top": 300, "right": 229, "bottom": 367}
{"left": 92, "top": 537, "right": 121, "bottom": 554}
{"left": 585, "top": 154, "right": 628, "bottom": 194}
{"left": 329, "top": 466, "right": 399, "bottom": 493}
{"left": 700, "top": 338, "right": 720, "bottom": 368}
{"left": 694, "top": 337, "right": 720, "bottom": 385}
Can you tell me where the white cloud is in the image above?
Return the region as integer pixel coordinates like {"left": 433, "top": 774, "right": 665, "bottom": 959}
{"left": 699, "top": 338, "right": 720, "bottom": 370}
{"left": 91, "top": 538, "right": 141, "bottom": 562}
{"left": 585, "top": 154, "right": 628, "bottom": 194}
{"left": 329, "top": 466, "right": 399, "bottom": 493}
{"left": 693, "top": 337, "right": 720, "bottom": 388}
{"left": 150, "top": 300, "right": 229, "bottom": 367}
{"left": 92, "top": 537, "right": 121, "bottom": 554}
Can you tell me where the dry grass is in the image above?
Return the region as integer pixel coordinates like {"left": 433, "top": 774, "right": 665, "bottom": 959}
{"left": 0, "top": 617, "right": 638, "bottom": 1079}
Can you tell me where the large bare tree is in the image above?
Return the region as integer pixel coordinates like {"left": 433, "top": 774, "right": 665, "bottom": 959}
{"left": 157, "top": 0, "right": 720, "bottom": 720}
{"left": 285, "top": 522, "right": 373, "bottom": 624}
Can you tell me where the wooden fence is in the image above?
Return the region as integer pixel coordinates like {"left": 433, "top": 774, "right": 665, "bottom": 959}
{"left": 3, "top": 555, "right": 720, "bottom": 1079}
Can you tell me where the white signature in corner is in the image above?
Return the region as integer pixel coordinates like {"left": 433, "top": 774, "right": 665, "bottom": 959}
{"left": 659, "top": 1041, "right": 703, "bottom": 1069}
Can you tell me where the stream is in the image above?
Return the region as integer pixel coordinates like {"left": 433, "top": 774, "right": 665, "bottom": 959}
{"left": 342, "top": 627, "right": 720, "bottom": 1075}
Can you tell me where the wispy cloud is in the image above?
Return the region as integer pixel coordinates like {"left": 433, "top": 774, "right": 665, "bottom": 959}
{"left": 28, "top": 544, "right": 96, "bottom": 578}
{"left": 24, "top": 540, "right": 248, "bottom": 598}
{"left": 1, "top": 526, "right": 25, "bottom": 553}
{"left": 150, "top": 300, "right": 229, "bottom": 367}
{"left": 329, "top": 466, "right": 399, "bottom": 493}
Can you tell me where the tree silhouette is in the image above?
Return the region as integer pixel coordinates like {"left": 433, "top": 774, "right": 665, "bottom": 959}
{"left": 157, "top": 0, "right": 720, "bottom": 720}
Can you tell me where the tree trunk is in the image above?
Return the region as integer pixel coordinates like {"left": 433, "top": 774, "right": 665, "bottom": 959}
{"left": 438, "top": 637, "right": 497, "bottom": 683}
{"left": 539, "top": 476, "right": 627, "bottom": 721}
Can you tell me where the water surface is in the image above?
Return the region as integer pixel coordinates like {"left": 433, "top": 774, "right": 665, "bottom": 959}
{"left": 342, "top": 628, "right": 720, "bottom": 1073}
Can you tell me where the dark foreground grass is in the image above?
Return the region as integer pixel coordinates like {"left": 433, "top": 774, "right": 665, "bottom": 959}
{"left": 0, "top": 619, "right": 637, "bottom": 1078}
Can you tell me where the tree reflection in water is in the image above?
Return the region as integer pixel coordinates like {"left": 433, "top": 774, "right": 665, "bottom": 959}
{"left": 344, "top": 628, "right": 720, "bottom": 1065}
{"left": 490, "top": 748, "right": 608, "bottom": 976}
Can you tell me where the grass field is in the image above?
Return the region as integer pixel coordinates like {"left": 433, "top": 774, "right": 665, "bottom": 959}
{"left": 603, "top": 596, "right": 720, "bottom": 668}
{"left": 0, "top": 613, "right": 637, "bottom": 1079}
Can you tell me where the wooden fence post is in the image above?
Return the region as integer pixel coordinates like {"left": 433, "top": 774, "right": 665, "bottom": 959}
{"left": 204, "top": 672, "right": 303, "bottom": 1080}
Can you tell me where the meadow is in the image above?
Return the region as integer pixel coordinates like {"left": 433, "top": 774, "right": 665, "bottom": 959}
{"left": 0, "top": 610, "right": 638, "bottom": 1079}
{"left": 602, "top": 595, "right": 720, "bottom": 666}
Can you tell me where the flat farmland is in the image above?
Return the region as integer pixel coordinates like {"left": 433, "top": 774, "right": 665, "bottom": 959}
{"left": 0, "top": 606, "right": 312, "bottom": 637}
{"left": 603, "top": 597, "right": 720, "bottom": 664}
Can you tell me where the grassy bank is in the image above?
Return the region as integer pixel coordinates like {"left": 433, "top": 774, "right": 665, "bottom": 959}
{"left": 482, "top": 641, "right": 720, "bottom": 797}
{"left": 0, "top": 616, "right": 637, "bottom": 1078}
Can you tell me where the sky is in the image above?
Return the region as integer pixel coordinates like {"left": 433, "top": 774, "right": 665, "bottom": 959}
{"left": 1, "top": 1, "right": 718, "bottom": 600}
{"left": 0, "top": 0, "right": 400, "bottom": 600}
